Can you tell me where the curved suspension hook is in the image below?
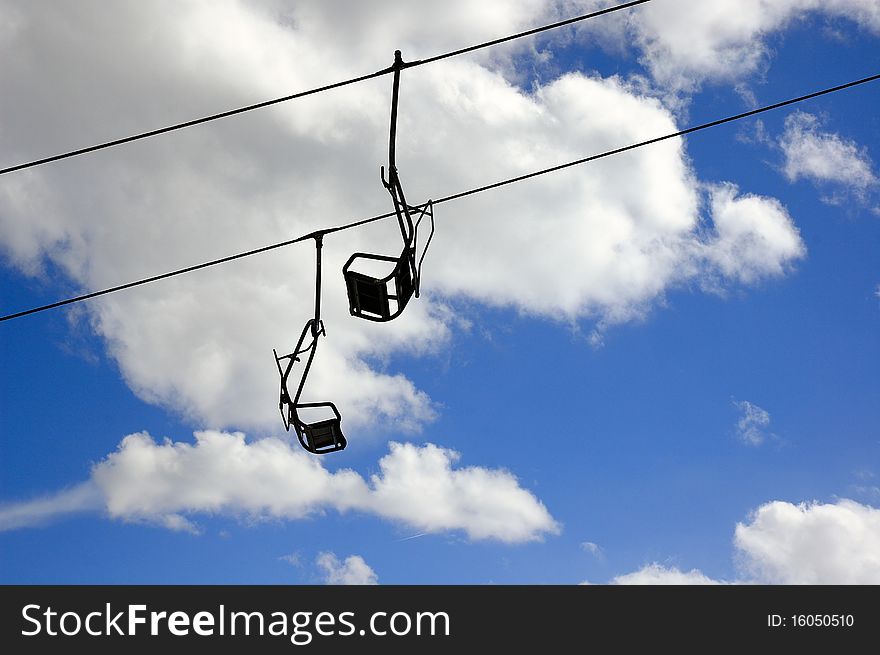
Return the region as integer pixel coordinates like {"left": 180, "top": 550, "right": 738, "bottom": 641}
{"left": 382, "top": 50, "right": 432, "bottom": 296}
{"left": 311, "top": 233, "right": 324, "bottom": 339}
{"left": 383, "top": 51, "right": 415, "bottom": 246}
{"left": 292, "top": 234, "right": 325, "bottom": 407}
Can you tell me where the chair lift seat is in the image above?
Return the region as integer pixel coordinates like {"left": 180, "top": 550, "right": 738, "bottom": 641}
{"left": 293, "top": 402, "right": 347, "bottom": 454}
{"left": 343, "top": 251, "right": 414, "bottom": 322}
{"left": 275, "top": 338, "right": 348, "bottom": 456}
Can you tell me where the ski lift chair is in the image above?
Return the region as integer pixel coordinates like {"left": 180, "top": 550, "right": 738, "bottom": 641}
{"left": 343, "top": 200, "right": 432, "bottom": 322}
{"left": 343, "top": 50, "right": 434, "bottom": 322}
{"left": 292, "top": 402, "right": 346, "bottom": 452}
{"left": 273, "top": 235, "right": 346, "bottom": 454}
{"left": 343, "top": 250, "right": 413, "bottom": 322}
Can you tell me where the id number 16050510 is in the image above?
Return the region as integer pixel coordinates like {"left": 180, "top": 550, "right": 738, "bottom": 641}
{"left": 767, "top": 614, "right": 854, "bottom": 628}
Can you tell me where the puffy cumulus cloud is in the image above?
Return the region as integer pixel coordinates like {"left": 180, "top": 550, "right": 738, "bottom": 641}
{"left": 422, "top": 70, "right": 702, "bottom": 324}
{"left": 0, "top": 431, "right": 559, "bottom": 543}
{"left": 779, "top": 111, "right": 878, "bottom": 196}
{"left": 700, "top": 184, "right": 805, "bottom": 285}
{"left": 611, "top": 563, "right": 724, "bottom": 585}
{"left": 90, "top": 431, "right": 369, "bottom": 524}
{"left": 617, "top": 0, "right": 880, "bottom": 94}
{"left": 1, "top": 1, "right": 804, "bottom": 434}
{"left": 608, "top": 499, "right": 880, "bottom": 584}
{"left": 366, "top": 441, "right": 561, "bottom": 542}
{"left": 734, "top": 500, "right": 880, "bottom": 584}
{"left": 316, "top": 552, "right": 379, "bottom": 585}
{"left": 733, "top": 399, "right": 772, "bottom": 446}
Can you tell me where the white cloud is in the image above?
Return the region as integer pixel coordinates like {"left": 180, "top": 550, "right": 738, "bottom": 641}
{"left": 316, "top": 552, "right": 379, "bottom": 585}
{"left": 701, "top": 184, "right": 805, "bottom": 285}
{"left": 733, "top": 399, "right": 772, "bottom": 446}
{"left": 279, "top": 552, "right": 303, "bottom": 568}
{"left": 581, "top": 541, "right": 602, "bottom": 556}
{"left": 734, "top": 499, "right": 880, "bottom": 584}
{"left": 366, "top": 441, "right": 561, "bottom": 542}
{"left": 0, "top": 431, "right": 559, "bottom": 543}
{"left": 0, "top": 483, "right": 100, "bottom": 531}
{"left": 609, "top": 499, "right": 880, "bottom": 584}
{"left": 0, "top": 1, "right": 805, "bottom": 436}
{"left": 611, "top": 563, "right": 724, "bottom": 585}
{"left": 600, "top": 0, "right": 880, "bottom": 94}
{"left": 851, "top": 485, "right": 880, "bottom": 502}
{"left": 779, "top": 111, "right": 878, "bottom": 196}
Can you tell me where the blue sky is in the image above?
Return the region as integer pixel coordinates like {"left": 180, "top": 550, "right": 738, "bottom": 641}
{"left": 1, "top": 0, "right": 879, "bottom": 585}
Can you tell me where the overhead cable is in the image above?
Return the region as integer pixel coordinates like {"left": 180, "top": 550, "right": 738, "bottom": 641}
{"left": 0, "top": 0, "right": 651, "bottom": 176}
{"left": 1, "top": 71, "right": 877, "bottom": 323}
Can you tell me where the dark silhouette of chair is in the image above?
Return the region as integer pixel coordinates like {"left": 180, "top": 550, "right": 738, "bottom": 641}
{"left": 287, "top": 399, "right": 346, "bottom": 454}
{"left": 343, "top": 50, "right": 433, "bottom": 322}
{"left": 273, "top": 235, "right": 346, "bottom": 454}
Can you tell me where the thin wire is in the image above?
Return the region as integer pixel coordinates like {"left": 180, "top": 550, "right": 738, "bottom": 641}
{"left": 0, "top": 221, "right": 389, "bottom": 322}
{"left": 0, "top": 0, "right": 651, "bottom": 177}
{"left": 434, "top": 73, "right": 880, "bottom": 204}
{"left": 410, "top": 0, "right": 651, "bottom": 68}
{"left": 1, "top": 72, "right": 877, "bottom": 323}
{"left": 0, "top": 69, "right": 390, "bottom": 177}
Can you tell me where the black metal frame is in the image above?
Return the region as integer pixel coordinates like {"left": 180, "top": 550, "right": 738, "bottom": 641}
{"left": 274, "top": 235, "right": 346, "bottom": 454}
{"left": 343, "top": 50, "right": 434, "bottom": 322}
{"left": 342, "top": 201, "right": 432, "bottom": 321}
